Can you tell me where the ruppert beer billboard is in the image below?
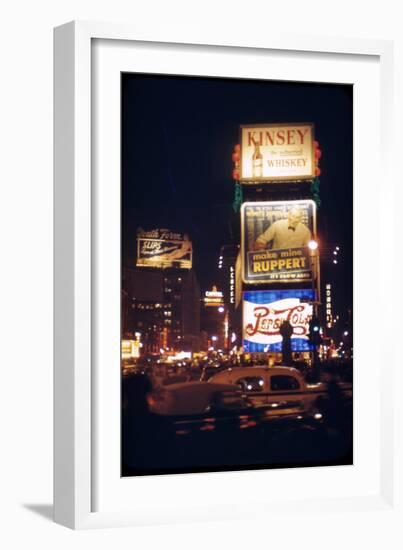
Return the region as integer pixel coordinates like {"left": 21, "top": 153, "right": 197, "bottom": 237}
{"left": 136, "top": 228, "right": 192, "bottom": 269}
{"left": 243, "top": 289, "right": 314, "bottom": 352}
{"left": 240, "top": 123, "right": 315, "bottom": 182}
{"left": 241, "top": 200, "right": 316, "bottom": 284}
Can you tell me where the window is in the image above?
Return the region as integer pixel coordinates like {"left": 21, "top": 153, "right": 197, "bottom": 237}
{"left": 270, "top": 375, "right": 300, "bottom": 391}
{"left": 235, "top": 376, "right": 265, "bottom": 392}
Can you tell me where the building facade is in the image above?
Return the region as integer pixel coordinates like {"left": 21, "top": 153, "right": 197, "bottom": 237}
{"left": 122, "top": 266, "right": 201, "bottom": 353}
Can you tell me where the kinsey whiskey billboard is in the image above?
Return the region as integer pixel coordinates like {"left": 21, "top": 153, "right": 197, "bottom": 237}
{"left": 242, "top": 289, "right": 314, "bottom": 352}
{"left": 136, "top": 228, "right": 192, "bottom": 269}
{"left": 240, "top": 123, "right": 315, "bottom": 182}
{"left": 241, "top": 200, "right": 316, "bottom": 284}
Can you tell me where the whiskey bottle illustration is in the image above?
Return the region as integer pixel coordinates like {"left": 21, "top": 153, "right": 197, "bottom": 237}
{"left": 252, "top": 143, "right": 263, "bottom": 178}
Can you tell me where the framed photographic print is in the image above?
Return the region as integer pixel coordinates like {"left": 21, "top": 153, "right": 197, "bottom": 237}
{"left": 54, "top": 21, "right": 396, "bottom": 529}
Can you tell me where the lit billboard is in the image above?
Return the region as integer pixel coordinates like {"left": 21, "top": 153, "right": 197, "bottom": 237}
{"left": 240, "top": 123, "right": 315, "bottom": 182}
{"left": 241, "top": 200, "right": 316, "bottom": 284}
{"left": 242, "top": 289, "right": 314, "bottom": 352}
{"left": 136, "top": 228, "right": 192, "bottom": 269}
{"left": 204, "top": 286, "right": 224, "bottom": 307}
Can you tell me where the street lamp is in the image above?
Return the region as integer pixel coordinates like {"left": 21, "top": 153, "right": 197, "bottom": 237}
{"left": 307, "top": 240, "right": 321, "bottom": 374}
{"left": 307, "top": 240, "right": 320, "bottom": 314}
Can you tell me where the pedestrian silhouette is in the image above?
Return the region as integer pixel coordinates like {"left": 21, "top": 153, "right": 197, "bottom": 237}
{"left": 122, "top": 373, "right": 174, "bottom": 474}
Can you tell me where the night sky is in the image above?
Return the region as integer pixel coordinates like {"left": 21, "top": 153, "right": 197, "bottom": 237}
{"left": 121, "top": 74, "right": 353, "bottom": 311}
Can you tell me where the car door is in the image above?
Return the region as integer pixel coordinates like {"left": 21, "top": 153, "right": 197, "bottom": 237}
{"left": 266, "top": 373, "right": 305, "bottom": 414}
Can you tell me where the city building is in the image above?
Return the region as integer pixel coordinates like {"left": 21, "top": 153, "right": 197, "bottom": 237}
{"left": 163, "top": 269, "right": 201, "bottom": 352}
{"left": 122, "top": 266, "right": 201, "bottom": 354}
{"left": 200, "top": 286, "right": 227, "bottom": 351}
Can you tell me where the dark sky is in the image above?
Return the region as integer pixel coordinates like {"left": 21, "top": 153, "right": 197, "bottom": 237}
{"left": 121, "top": 73, "right": 353, "bottom": 310}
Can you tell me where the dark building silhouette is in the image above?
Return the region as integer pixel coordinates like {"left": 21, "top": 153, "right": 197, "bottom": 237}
{"left": 122, "top": 266, "right": 200, "bottom": 353}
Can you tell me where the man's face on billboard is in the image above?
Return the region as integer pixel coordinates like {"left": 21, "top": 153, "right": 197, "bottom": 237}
{"left": 288, "top": 208, "right": 303, "bottom": 229}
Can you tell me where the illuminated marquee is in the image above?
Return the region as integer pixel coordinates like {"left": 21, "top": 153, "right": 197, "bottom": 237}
{"left": 240, "top": 123, "right": 315, "bottom": 183}
{"left": 136, "top": 228, "right": 192, "bottom": 269}
{"left": 326, "top": 283, "right": 333, "bottom": 328}
{"left": 229, "top": 266, "right": 235, "bottom": 304}
{"left": 243, "top": 289, "right": 314, "bottom": 352}
{"left": 121, "top": 334, "right": 141, "bottom": 360}
{"left": 204, "top": 286, "right": 224, "bottom": 307}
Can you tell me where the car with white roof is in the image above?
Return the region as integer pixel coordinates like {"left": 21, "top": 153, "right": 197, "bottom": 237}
{"left": 207, "top": 365, "right": 330, "bottom": 413}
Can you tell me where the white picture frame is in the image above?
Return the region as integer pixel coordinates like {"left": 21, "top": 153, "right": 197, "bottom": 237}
{"left": 54, "top": 21, "right": 397, "bottom": 530}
